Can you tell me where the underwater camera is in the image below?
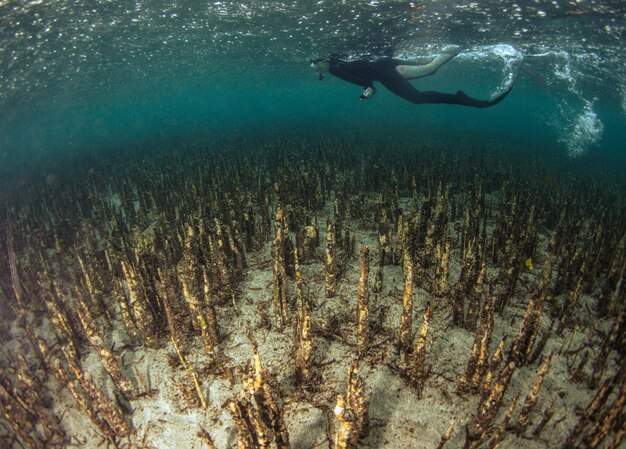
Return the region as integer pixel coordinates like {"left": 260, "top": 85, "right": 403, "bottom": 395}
{"left": 359, "top": 86, "right": 376, "bottom": 100}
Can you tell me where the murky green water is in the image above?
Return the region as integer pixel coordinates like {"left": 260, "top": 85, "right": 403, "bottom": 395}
{"left": 1, "top": 0, "right": 624, "bottom": 175}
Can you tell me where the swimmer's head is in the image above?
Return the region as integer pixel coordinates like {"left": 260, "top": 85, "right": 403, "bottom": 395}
{"left": 310, "top": 57, "right": 330, "bottom": 80}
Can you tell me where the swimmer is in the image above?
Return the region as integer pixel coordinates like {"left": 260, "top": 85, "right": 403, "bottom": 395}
{"left": 310, "top": 49, "right": 518, "bottom": 108}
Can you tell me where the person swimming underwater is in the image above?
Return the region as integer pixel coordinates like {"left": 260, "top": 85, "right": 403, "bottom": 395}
{"left": 310, "top": 49, "right": 518, "bottom": 108}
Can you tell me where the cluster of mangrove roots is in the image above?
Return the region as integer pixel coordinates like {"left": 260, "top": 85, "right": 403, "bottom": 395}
{"left": 0, "top": 138, "right": 624, "bottom": 448}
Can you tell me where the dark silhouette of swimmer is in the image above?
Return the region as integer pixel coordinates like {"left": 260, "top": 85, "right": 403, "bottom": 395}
{"left": 311, "top": 49, "right": 518, "bottom": 108}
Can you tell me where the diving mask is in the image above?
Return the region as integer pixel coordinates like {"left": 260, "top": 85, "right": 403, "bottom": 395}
{"left": 310, "top": 58, "right": 329, "bottom": 80}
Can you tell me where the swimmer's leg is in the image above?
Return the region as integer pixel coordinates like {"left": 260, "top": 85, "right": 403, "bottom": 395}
{"left": 395, "top": 48, "right": 461, "bottom": 80}
{"left": 379, "top": 69, "right": 514, "bottom": 108}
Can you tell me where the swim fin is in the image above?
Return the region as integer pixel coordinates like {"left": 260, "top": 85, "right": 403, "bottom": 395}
{"left": 454, "top": 86, "right": 511, "bottom": 108}
{"left": 455, "top": 62, "right": 521, "bottom": 108}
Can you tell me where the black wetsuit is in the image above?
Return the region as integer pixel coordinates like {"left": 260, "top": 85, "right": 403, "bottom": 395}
{"left": 328, "top": 55, "right": 514, "bottom": 108}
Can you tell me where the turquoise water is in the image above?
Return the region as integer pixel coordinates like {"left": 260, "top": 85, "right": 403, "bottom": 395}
{"left": 1, "top": 1, "right": 625, "bottom": 176}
